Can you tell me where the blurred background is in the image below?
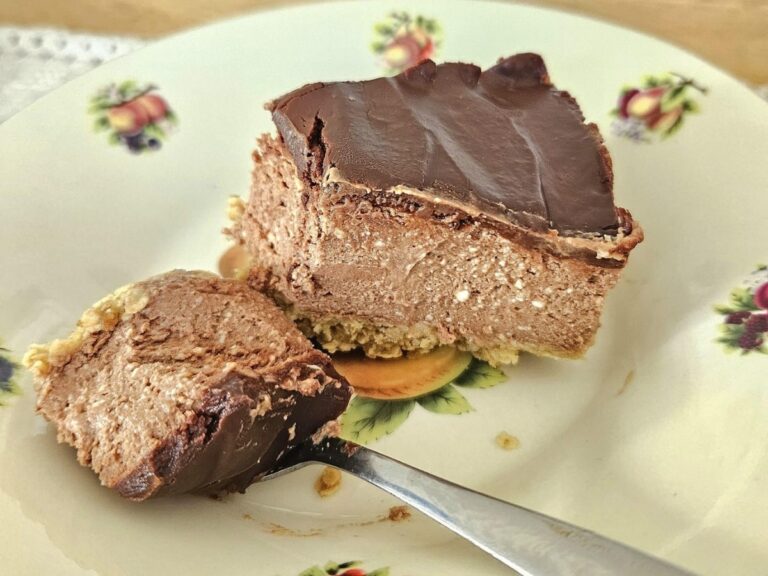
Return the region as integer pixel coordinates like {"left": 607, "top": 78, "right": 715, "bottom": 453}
{"left": 1, "top": 0, "right": 766, "bottom": 121}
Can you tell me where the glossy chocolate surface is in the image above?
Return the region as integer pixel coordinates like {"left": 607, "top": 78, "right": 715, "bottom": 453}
{"left": 271, "top": 53, "right": 621, "bottom": 236}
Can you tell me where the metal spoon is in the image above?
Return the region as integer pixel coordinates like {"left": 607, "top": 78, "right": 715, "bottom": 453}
{"left": 265, "top": 437, "right": 696, "bottom": 576}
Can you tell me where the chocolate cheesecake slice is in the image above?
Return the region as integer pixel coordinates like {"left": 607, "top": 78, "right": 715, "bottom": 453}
{"left": 230, "top": 53, "right": 643, "bottom": 365}
{"left": 23, "top": 271, "right": 351, "bottom": 500}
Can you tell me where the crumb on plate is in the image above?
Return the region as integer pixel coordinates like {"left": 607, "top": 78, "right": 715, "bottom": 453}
{"left": 314, "top": 466, "right": 342, "bottom": 497}
{"left": 388, "top": 505, "right": 411, "bottom": 522}
{"left": 495, "top": 431, "right": 520, "bottom": 451}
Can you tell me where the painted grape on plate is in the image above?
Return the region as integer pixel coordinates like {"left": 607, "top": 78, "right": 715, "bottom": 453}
{"left": 715, "top": 265, "right": 768, "bottom": 354}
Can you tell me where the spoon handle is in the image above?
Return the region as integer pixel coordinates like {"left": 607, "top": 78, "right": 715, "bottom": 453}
{"left": 305, "top": 438, "right": 695, "bottom": 576}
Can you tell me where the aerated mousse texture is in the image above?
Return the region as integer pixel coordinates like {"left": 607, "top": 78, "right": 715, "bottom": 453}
{"left": 230, "top": 53, "right": 643, "bottom": 365}
{"left": 24, "top": 271, "right": 351, "bottom": 500}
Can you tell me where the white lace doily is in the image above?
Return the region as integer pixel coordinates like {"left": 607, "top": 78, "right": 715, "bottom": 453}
{"left": 0, "top": 27, "right": 144, "bottom": 123}
{"left": 0, "top": 26, "right": 765, "bottom": 124}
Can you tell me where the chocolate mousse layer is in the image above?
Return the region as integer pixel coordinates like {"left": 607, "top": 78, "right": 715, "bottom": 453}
{"left": 271, "top": 53, "right": 626, "bottom": 237}
{"left": 24, "top": 271, "right": 351, "bottom": 500}
{"left": 232, "top": 54, "right": 642, "bottom": 364}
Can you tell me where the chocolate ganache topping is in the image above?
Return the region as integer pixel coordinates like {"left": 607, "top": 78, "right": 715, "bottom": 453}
{"left": 270, "top": 53, "right": 624, "bottom": 236}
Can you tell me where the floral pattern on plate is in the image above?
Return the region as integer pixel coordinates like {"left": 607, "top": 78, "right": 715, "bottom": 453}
{"left": 715, "top": 264, "right": 768, "bottom": 354}
{"left": 334, "top": 348, "right": 505, "bottom": 444}
{"left": 611, "top": 73, "right": 707, "bottom": 141}
{"left": 0, "top": 342, "right": 21, "bottom": 407}
{"left": 371, "top": 11, "right": 441, "bottom": 73}
{"left": 299, "top": 560, "right": 389, "bottom": 576}
{"left": 89, "top": 81, "right": 177, "bottom": 153}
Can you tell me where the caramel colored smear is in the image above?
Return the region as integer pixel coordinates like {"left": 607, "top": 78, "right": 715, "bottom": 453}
{"left": 495, "top": 431, "right": 521, "bottom": 451}
{"left": 266, "top": 523, "right": 322, "bottom": 537}
{"left": 314, "top": 466, "right": 342, "bottom": 497}
{"left": 616, "top": 368, "right": 636, "bottom": 396}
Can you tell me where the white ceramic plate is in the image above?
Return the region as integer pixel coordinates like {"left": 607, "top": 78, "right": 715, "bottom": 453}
{"left": 1, "top": 2, "right": 767, "bottom": 575}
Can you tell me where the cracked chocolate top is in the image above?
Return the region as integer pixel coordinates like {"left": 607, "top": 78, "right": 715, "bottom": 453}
{"left": 270, "top": 53, "right": 624, "bottom": 236}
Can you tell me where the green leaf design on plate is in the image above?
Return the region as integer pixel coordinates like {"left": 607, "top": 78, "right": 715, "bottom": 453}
{"left": 368, "top": 569, "right": 391, "bottom": 576}
{"left": 716, "top": 286, "right": 760, "bottom": 315}
{"left": 730, "top": 287, "right": 760, "bottom": 311}
{"left": 341, "top": 397, "right": 415, "bottom": 444}
{"left": 144, "top": 123, "right": 167, "bottom": 140}
{"left": 452, "top": 358, "right": 506, "bottom": 389}
{"left": 417, "top": 384, "right": 472, "bottom": 415}
{"left": 661, "top": 115, "right": 685, "bottom": 139}
{"left": 682, "top": 99, "right": 699, "bottom": 113}
{"left": 118, "top": 79, "right": 137, "bottom": 92}
{"left": 717, "top": 323, "right": 744, "bottom": 342}
{"left": 164, "top": 109, "right": 179, "bottom": 125}
{"left": 716, "top": 323, "right": 767, "bottom": 355}
{"left": 642, "top": 75, "right": 661, "bottom": 88}
{"left": 298, "top": 567, "right": 326, "bottom": 576}
{"left": 88, "top": 99, "right": 111, "bottom": 114}
{"left": 422, "top": 20, "right": 439, "bottom": 34}
{"left": 92, "top": 116, "right": 110, "bottom": 132}
{"left": 373, "top": 23, "right": 395, "bottom": 36}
